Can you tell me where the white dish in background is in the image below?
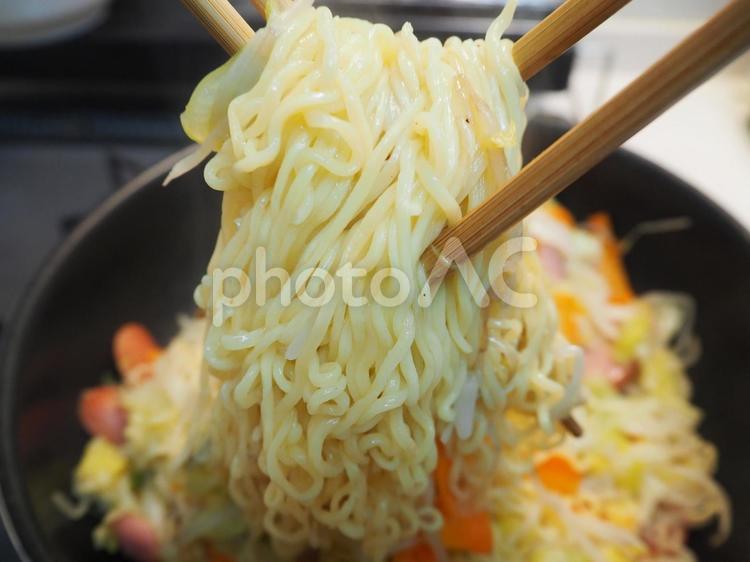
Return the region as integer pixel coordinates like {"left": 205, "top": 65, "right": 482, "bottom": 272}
{"left": 0, "top": 0, "right": 112, "bottom": 48}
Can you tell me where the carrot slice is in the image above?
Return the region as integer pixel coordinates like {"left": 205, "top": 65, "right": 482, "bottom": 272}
{"left": 587, "top": 211, "right": 612, "bottom": 235}
{"left": 113, "top": 323, "right": 161, "bottom": 380}
{"left": 441, "top": 511, "right": 493, "bottom": 554}
{"left": 553, "top": 292, "right": 586, "bottom": 345}
{"left": 547, "top": 202, "right": 575, "bottom": 227}
{"left": 536, "top": 454, "right": 581, "bottom": 495}
{"left": 434, "top": 444, "right": 493, "bottom": 554}
{"left": 435, "top": 442, "right": 458, "bottom": 517}
{"left": 587, "top": 213, "right": 634, "bottom": 304}
{"left": 392, "top": 542, "right": 437, "bottom": 562}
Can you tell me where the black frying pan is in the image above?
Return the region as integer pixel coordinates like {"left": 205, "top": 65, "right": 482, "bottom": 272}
{"left": 1, "top": 120, "right": 749, "bottom": 561}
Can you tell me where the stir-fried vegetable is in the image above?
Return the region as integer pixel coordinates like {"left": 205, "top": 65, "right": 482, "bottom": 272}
{"left": 441, "top": 511, "right": 493, "bottom": 554}
{"left": 435, "top": 444, "right": 458, "bottom": 517}
{"left": 584, "top": 344, "right": 638, "bottom": 389}
{"left": 75, "top": 437, "right": 128, "bottom": 496}
{"left": 547, "top": 201, "right": 575, "bottom": 227}
{"left": 435, "top": 445, "right": 493, "bottom": 554}
{"left": 553, "top": 292, "right": 586, "bottom": 345}
{"left": 587, "top": 213, "right": 634, "bottom": 304}
{"left": 640, "top": 348, "right": 688, "bottom": 399}
{"left": 530, "top": 546, "right": 587, "bottom": 562}
{"left": 535, "top": 454, "right": 581, "bottom": 495}
{"left": 113, "top": 323, "right": 161, "bottom": 382}
{"left": 613, "top": 304, "right": 651, "bottom": 362}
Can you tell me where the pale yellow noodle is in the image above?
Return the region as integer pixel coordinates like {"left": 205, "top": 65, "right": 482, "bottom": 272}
{"left": 177, "top": 2, "right": 576, "bottom": 559}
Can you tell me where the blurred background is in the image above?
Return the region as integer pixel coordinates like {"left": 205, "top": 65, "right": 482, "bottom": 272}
{"left": 0, "top": 0, "right": 748, "bottom": 556}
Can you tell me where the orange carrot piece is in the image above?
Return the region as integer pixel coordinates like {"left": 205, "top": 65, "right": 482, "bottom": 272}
{"left": 434, "top": 444, "right": 494, "bottom": 554}
{"left": 587, "top": 211, "right": 613, "bottom": 236}
{"left": 553, "top": 292, "right": 586, "bottom": 345}
{"left": 600, "top": 241, "right": 635, "bottom": 303}
{"left": 547, "top": 202, "right": 576, "bottom": 227}
{"left": 113, "top": 323, "right": 161, "bottom": 379}
{"left": 435, "top": 443, "right": 458, "bottom": 517}
{"left": 441, "top": 511, "right": 493, "bottom": 554}
{"left": 536, "top": 454, "right": 582, "bottom": 495}
{"left": 392, "top": 542, "right": 438, "bottom": 562}
{"left": 587, "top": 213, "right": 634, "bottom": 304}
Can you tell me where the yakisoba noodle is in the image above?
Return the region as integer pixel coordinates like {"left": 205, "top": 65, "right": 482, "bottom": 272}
{"left": 176, "top": 0, "right": 577, "bottom": 558}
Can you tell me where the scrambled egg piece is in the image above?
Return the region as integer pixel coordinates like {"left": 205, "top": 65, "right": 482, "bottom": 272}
{"left": 75, "top": 437, "right": 128, "bottom": 498}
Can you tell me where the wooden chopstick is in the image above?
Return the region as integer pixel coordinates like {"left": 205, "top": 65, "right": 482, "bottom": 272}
{"left": 181, "top": 0, "right": 629, "bottom": 76}
{"left": 180, "top": 0, "right": 254, "bottom": 54}
{"left": 514, "top": 0, "right": 631, "bottom": 80}
{"left": 422, "top": 0, "right": 750, "bottom": 273}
